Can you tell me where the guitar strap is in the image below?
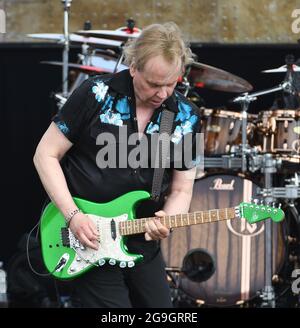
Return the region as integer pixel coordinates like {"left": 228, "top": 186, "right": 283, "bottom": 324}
{"left": 151, "top": 108, "right": 175, "bottom": 202}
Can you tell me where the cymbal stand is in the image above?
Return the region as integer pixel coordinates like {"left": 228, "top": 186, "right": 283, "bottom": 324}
{"left": 69, "top": 43, "right": 93, "bottom": 95}
{"left": 113, "top": 47, "right": 125, "bottom": 73}
{"left": 232, "top": 93, "right": 256, "bottom": 172}
{"left": 284, "top": 175, "right": 300, "bottom": 237}
{"left": 233, "top": 81, "right": 294, "bottom": 172}
{"left": 182, "top": 66, "right": 192, "bottom": 97}
{"left": 61, "top": 0, "right": 72, "bottom": 98}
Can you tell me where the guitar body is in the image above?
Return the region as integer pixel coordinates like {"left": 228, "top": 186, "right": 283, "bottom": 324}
{"left": 40, "top": 190, "right": 150, "bottom": 280}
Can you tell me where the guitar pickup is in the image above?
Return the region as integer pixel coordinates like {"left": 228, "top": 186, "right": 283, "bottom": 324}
{"left": 111, "top": 219, "right": 116, "bottom": 240}
{"left": 61, "top": 227, "right": 70, "bottom": 247}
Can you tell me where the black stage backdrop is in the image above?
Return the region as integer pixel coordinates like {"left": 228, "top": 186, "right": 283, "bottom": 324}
{"left": 0, "top": 42, "right": 300, "bottom": 264}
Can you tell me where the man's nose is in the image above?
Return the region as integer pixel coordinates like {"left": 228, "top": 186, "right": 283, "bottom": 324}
{"left": 157, "top": 86, "right": 168, "bottom": 99}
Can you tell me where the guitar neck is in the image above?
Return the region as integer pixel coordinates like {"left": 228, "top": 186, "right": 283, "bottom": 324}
{"left": 119, "top": 207, "right": 236, "bottom": 236}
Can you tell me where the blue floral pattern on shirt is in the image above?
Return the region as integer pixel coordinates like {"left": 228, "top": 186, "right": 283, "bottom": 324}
{"left": 56, "top": 121, "right": 69, "bottom": 135}
{"left": 115, "top": 97, "right": 131, "bottom": 120}
{"left": 91, "top": 80, "right": 198, "bottom": 140}
{"left": 145, "top": 94, "right": 198, "bottom": 144}
{"left": 92, "top": 81, "right": 131, "bottom": 126}
{"left": 171, "top": 95, "right": 198, "bottom": 144}
{"left": 92, "top": 81, "right": 109, "bottom": 103}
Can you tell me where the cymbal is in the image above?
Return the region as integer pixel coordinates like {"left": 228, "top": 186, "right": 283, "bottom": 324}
{"left": 186, "top": 61, "right": 253, "bottom": 93}
{"left": 40, "top": 59, "right": 127, "bottom": 74}
{"left": 75, "top": 28, "right": 141, "bottom": 41}
{"left": 27, "top": 33, "right": 122, "bottom": 48}
{"left": 41, "top": 61, "right": 111, "bottom": 74}
{"left": 262, "top": 64, "right": 300, "bottom": 73}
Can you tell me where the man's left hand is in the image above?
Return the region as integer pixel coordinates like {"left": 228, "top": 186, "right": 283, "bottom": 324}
{"left": 144, "top": 210, "right": 170, "bottom": 241}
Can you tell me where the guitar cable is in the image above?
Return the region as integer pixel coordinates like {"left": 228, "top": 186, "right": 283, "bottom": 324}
{"left": 26, "top": 201, "right": 62, "bottom": 277}
{"left": 26, "top": 220, "right": 62, "bottom": 277}
{"left": 26, "top": 208, "right": 66, "bottom": 307}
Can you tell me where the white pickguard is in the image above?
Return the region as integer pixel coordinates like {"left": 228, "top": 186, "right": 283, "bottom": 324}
{"left": 67, "top": 213, "right": 138, "bottom": 276}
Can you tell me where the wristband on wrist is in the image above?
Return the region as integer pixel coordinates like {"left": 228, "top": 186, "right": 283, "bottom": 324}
{"left": 65, "top": 208, "right": 82, "bottom": 226}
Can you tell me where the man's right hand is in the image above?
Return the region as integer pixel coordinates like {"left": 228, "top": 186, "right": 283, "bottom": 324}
{"left": 69, "top": 213, "right": 99, "bottom": 250}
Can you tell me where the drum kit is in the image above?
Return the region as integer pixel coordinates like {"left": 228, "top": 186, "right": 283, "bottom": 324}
{"left": 162, "top": 58, "right": 300, "bottom": 308}
{"left": 28, "top": 0, "right": 300, "bottom": 308}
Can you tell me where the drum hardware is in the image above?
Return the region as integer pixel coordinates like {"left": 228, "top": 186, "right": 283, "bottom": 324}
{"left": 61, "top": 0, "right": 72, "bottom": 98}
{"left": 113, "top": 19, "right": 138, "bottom": 74}
{"left": 272, "top": 274, "right": 284, "bottom": 284}
{"left": 257, "top": 173, "right": 300, "bottom": 200}
{"left": 204, "top": 155, "right": 243, "bottom": 170}
{"left": 259, "top": 153, "right": 277, "bottom": 308}
{"left": 258, "top": 186, "right": 300, "bottom": 200}
{"left": 262, "top": 64, "right": 300, "bottom": 73}
{"left": 287, "top": 236, "right": 298, "bottom": 244}
{"left": 248, "top": 153, "right": 282, "bottom": 173}
{"left": 166, "top": 268, "right": 189, "bottom": 307}
{"left": 232, "top": 80, "right": 293, "bottom": 172}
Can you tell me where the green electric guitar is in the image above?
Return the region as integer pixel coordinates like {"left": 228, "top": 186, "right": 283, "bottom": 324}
{"left": 40, "top": 190, "right": 285, "bottom": 280}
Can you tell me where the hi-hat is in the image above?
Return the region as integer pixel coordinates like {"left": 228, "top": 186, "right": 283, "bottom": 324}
{"left": 187, "top": 62, "right": 253, "bottom": 93}
{"left": 262, "top": 64, "right": 300, "bottom": 73}
{"left": 27, "top": 33, "right": 122, "bottom": 48}
{"left": 75, "top": 28, "right": 141, "bottom": 41}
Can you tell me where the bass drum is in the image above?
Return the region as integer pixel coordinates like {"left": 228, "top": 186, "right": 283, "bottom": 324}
{"left": 161, "top": 174, "right": 285, "bottom": 306}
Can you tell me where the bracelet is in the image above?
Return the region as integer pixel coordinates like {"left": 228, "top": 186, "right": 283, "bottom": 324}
{"left": 65, "top": 208, "right": 82, "bottom": 226}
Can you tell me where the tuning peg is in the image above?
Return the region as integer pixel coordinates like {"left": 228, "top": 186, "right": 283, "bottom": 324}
{"left": 272, "top": 202, "right": 276, "bottom": 208}
{"left": 278, "top": 203, "right": 282, "bottom": 209}
{"left": 254, "top": 199, "right": 259, "bottom": 205}
{"left": 260, "top": 199, "right": 264, "bottom": 205}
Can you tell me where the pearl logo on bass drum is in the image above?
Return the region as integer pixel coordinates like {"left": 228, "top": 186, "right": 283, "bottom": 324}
{"left": 210, "top": 178, "right": 235, "bottom": 191}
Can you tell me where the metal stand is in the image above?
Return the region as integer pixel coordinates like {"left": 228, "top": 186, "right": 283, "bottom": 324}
{"left": 232, "top": 78, "right": 296, "bottom": 307}
{"left": 259, "top": 173, "right": 300, "bottom": 238}
{"left": 61, "top": 0, "right": 72, "bottom": 98}
{"left": 233, "top": 81, "right": 293, "bottom": 173}
{"left": 113, "top": 50, "right": 125, "bottom": 73}
{"left": 259, "top": 154, "right": 277, "bottom": 307}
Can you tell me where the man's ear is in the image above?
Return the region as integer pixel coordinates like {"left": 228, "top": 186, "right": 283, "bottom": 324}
{"left": 129, "top": 63, "right": 136, "bottom": 78}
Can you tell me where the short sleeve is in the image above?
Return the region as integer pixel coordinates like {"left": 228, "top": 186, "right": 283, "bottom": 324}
{"left": 52, "top": 78, "right": 94, "bottom": 143}
{"left": 171, "top": 94, "right": 202, "bottom": 171}
{"left": 173, "top": 118, "right": 202, "bottom": 171}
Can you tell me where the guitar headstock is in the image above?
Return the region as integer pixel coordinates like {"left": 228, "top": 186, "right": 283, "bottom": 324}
{"left": 238, "top": 201, "right": 285, "bottom": 224}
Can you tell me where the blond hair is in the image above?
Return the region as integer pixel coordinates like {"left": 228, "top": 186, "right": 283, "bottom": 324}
{"left": 123, "top": 22, "right": 194, "bottom": 71}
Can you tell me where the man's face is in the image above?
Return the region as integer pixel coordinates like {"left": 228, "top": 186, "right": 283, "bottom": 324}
{"left": 130, "top": 55, "right": 182, "bottom": 109}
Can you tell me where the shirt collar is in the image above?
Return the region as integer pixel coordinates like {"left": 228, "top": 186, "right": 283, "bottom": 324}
{"left": 106, "top": 69, "right": 178, "bottom": 113}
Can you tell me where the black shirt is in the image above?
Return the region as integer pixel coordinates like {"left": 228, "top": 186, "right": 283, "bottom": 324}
{"left": 53, "top": 69, "right": 201, "bottom": 262}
